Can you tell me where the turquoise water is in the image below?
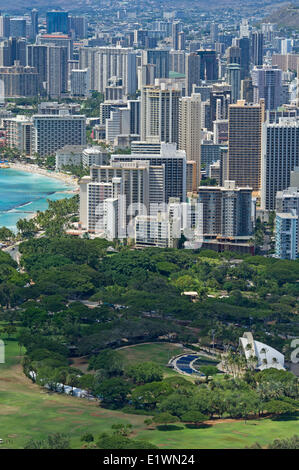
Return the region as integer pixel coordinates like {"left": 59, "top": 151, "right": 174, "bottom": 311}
{"left": 0, "top": 168, "right": 75, "bottom": 231}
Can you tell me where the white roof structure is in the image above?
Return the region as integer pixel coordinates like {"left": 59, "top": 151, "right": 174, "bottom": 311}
{"left": 239, "top": 332, "right": 285, "bottom": 371}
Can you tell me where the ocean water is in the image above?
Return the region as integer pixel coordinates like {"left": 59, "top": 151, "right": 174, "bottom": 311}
{"left": 0, "top": 168, "right": 75, "bottom": 231}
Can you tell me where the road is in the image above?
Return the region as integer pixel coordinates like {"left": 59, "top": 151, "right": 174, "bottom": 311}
{"left": 3, "top": 243, "right": 21, "bottom": 265}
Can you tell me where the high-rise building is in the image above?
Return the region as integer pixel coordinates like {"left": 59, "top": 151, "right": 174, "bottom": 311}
{"left": 179, "top": 93, "right": 202, "bottom": 186}
{"left": 79, "top": 47, "right": 100, "bottom": 92}
{"left": 178, "top": 32, "right": 185, "bottom": 51}
{"left": 0, "top": 15, "right": 10, "bottom": 38}
{"left": 131, "top": 141, "right": 161, "bottom": 154}
{"left": 111, "top": 143, "right": 187, "bottom": 203}
{"left": 79, "top": 177, "right": 115, "bottom": 233}
{"left": 226, "top": 63, "right": 241, "bottom": 103}
{"left": 169, "top": 50, "right": 185, "bottom": 74}
{"left": 172, "top": 22, "right": 181, "bottom": 50}
{"left": 30, "top": 9, "right": 38, "bottom": 40}
{"left": 135, "top": 211, "right": 179, "bottom": 248}
{"left": 275, "top": 187, "right": 299, "bottom": 259}
{"left": 272, "top": 54, "right": 299, "bottom": 73}
{"left": 185, "top": 53, "right": 201, "bottom": 97}
{"left": 105, "top": 76, "right": 125, "bottom": 101}
{"left": 32, "top": 112, "right": 86, "bottom": 156}
{"left": 46, "top": 10, "right": 69, "bottom": 34}
{"left": 261, "top": 23, "right": 274, "bottom": 42}
{"left": 226, "top": 45, "right": 241, "bottom": 66}
{"left": 83, "top": 160, "right": 165, "bottom": 234}
{"left": 82, "top": 147, "right": 109, "bottom": 167}
{"left": 197, "top": 50, "right": 218, "bottom": 81}
{"left": 46, "top": 46, "right": 68, "bottom": 98}
{"left": 261, "top": 118, "right": 299, "bottom": 210}
{"left": 210, "top": 23, "right": 219, "bottom": 43}
{"left": 290, "top": 167, "right": 299, "bottom": 189}
{"left": 201, "top": 143, "right": 223, "bottom": 172}
{"left": 37, "top": 101, "right": 81, "bottom": 115}
{"left": 100, "top": 101, "right": 125, "bottom": 126}
{"left": 68, "top": 16, "right": 87, "bottom": 39}
{"left": 275, "top": 212, "right": 298, "bottom": 260}
{"left": 276, "top": 187, "right": 299, "bottom": 215}
{"left": 138, "top": 63, "right": 156, "bottom": 88}
{"left": 240, "top": 19, "right": 250, "bottom": 38}
{"left": 228, "top": 99, "right": 265, "bottom": 191}
{"left": 280, "top": 39, "right": 293, "bottom": 55}
{"left": 0, "top": 62, "right": 39, "bottom": 97}
{"left": 241, "top": 77, "right": 253, "bottom": 103}
{"left": 0, "top": 38, "right": 26, "bottom": 66}
{"left": 234, "top": 37, "right": 250, "bottom": 79}
{"left": 3, "top": 115, "right": 33, "bottom": 155}
{"left": 105, "top": 107, "right": 130, "bottom": 144}
{"left": 198, "top": 180, "right": 252, "bottom": 237}
{"left": 55, "top": 145, "right": 86, "bottom": 169}
{"left": 27, "top": 44, "right": 48, "bottom": 85}
{"left": 97, "top": 46, "right": 137, "bottom": 95}
{"left": 38, "top": 33, "right": 73, "bottom": 60}
{"left": 9, "top": 17, "right": 26, "bottom": 38}
{"left": 128, "top": 99, "right": 140, "bottom": 136}
{"left": 209, "top": 83, "right": 231, "bottom": 129}
{"left": 140, "top": 83, "right": 181, "bottom": 144}
{"left": 251, "top": 31, "right": 264, "bottom": 66}
{"left": 70, "top": 68, "right": 90, "bottom": 97}
{"left": 251, "top": 65, "right": 283, "bottom": 111}
{"left": 141, "top": 49, "right": 169, "bottom": 79}
{"left": 186, "top": 160, "right": 197, "bottom": 192}
{"left": 213, "top": 119, "right": 228, "bottom": 145}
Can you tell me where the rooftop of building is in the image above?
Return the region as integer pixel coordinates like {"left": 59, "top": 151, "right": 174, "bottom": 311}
{"left": 276, "top": 212, "right": 298, "bottom": 219}
{"left": 56, "top": 145, "right": 86, "bottom": 154}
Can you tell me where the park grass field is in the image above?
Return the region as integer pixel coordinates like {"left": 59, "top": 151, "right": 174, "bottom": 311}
{"left": 71, "top": 342, "right": 189, "bottom": 376}
{"left": 138, "top": 414, "right": 299, "bottom": 449}
{"left": 117, "top": 342, "right": 189, "bottom": 372}
{"left": 0, "top": 338, "right": 298, "bottom": 449}
{"left": 0, "top": 339, "right": 148, "bottom": 449}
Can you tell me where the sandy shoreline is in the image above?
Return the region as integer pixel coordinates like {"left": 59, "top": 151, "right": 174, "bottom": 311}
{"left": 7, "top": 162, "right": 79, "bottom": 190}
{"left": 0, "top": 162, "right": 79, "bottom": 231}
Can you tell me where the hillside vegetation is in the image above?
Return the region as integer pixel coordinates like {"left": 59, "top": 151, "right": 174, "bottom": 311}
{"left": 263, "top": 4, "right": 299, "bottom": 29}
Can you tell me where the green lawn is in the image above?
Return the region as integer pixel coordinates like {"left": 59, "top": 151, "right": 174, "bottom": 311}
{"left": 72, "top": 342, "right": 189, "bottom": 376}
{"left": 137, "top": 414, "right": 299, "bottom": 449}
{"left": 0, "top": 339, "right": 298, "bottom": 449}
{"left": 0, "top": 339, "right": 148, "bottom": 449}
{"left": 117, "top": 342, "right": 190, "bottom": 370}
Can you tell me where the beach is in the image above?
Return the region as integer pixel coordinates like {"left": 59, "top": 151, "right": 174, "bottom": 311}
{"left": 8, "top": 162, "right": 79, "bottom": 189}
{"left": 0, "top": 166, "right": 78, "bottom": 231}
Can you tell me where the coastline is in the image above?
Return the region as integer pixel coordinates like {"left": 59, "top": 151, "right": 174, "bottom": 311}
{"left": 8, "top": 162, "right": 79, "bottom": 190}
{"left": 0, "top": 163, "right": 79, "bottom": 231}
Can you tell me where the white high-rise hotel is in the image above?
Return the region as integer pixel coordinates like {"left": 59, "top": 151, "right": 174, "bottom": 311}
{"left": 79, "top": 46, "right": 137, "bottom": 95}
{"left": 179, "top": 93, "right": 202, "bottom": 187}
{"left": 70, "top": 68, "right": 90, "bottom": 97}
{"left": 32, "top": 112, "right": 86, "bottom": 156}
{"left": 79, "top": 144, "right": 189, "bottom": 243}
{"left": 97, "top": 46, "right": 137, "bottom": 95}
{"left": 140, "top": 82, "right": 181, "bottom": 144}
{"left": 261, "top": 118, "right": 299, "bottom": 210}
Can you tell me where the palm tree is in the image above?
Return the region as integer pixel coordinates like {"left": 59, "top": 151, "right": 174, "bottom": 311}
{"left": 247, "top": 355, "right": 258, "bottom": 371}
{"left": 260, "top": 347, "right": 268, "bottom": 367}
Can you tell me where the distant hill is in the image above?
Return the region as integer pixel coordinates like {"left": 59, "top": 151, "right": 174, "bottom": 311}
{"left": 0, "top": 0, "right": 293, "bottom": 14}
{"left": 0, "top": 1, "right": 90, "bottom": 13}
{"left": 263, "top": 3, "right": 299, "bottom": 29}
